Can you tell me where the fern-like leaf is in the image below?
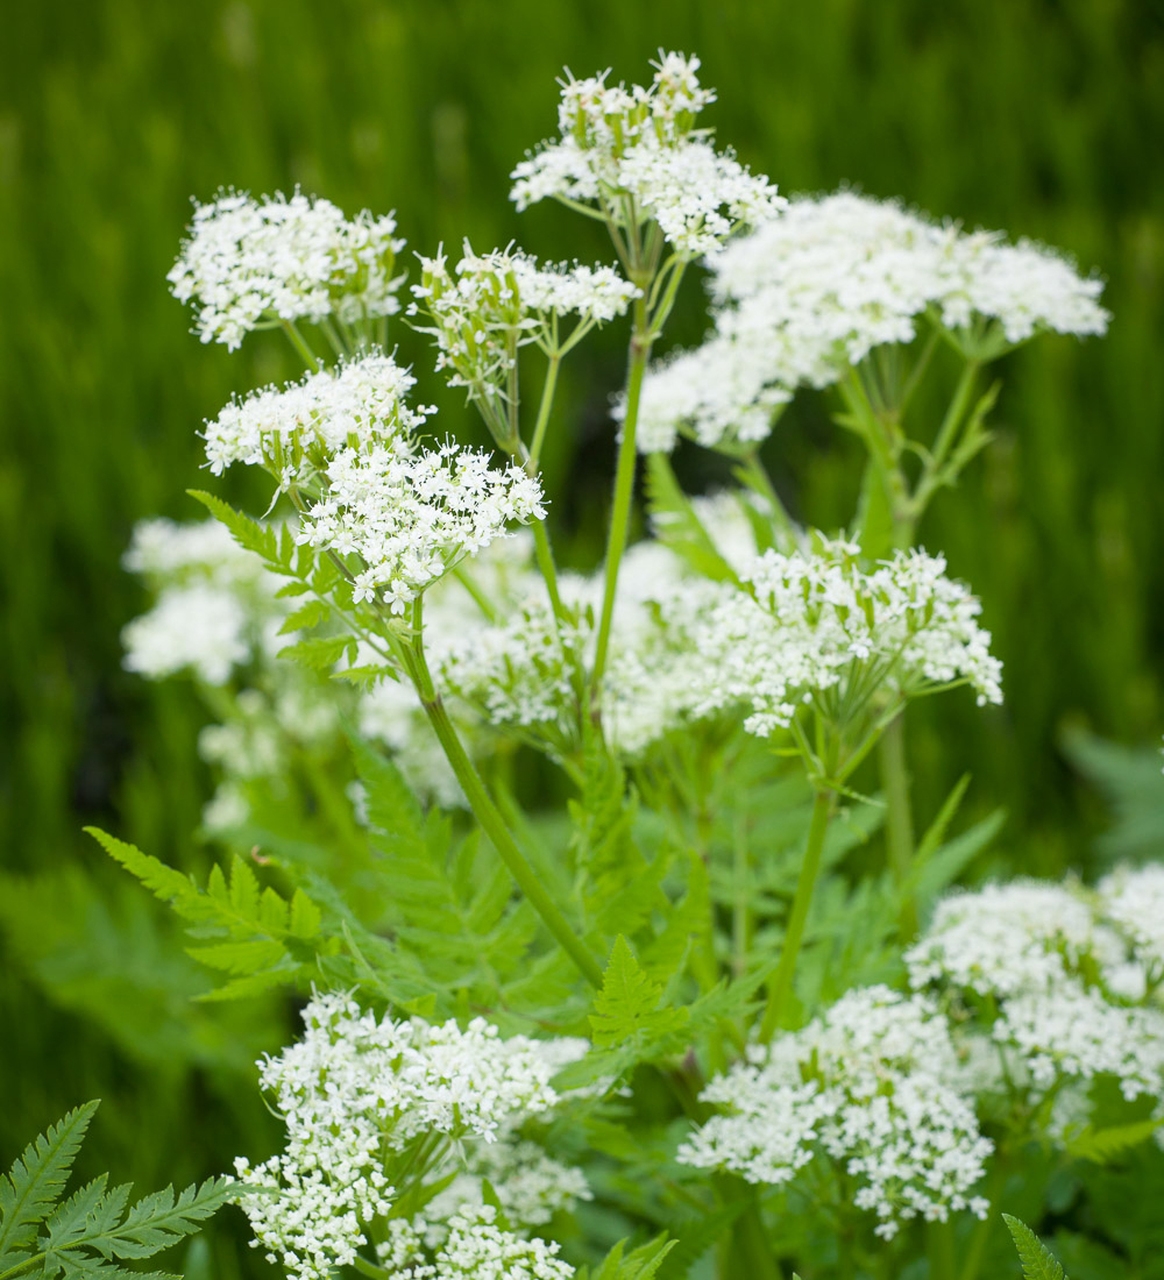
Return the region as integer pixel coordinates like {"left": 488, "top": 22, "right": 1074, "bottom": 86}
{"left": 0, "top": 1102, "right": 99, "bottom": 1260}
{"left": 1003, "top": 1215, "right": 1067, "bottom": 1280}
{"left": 88, "top": 828, "right": 331, "bottom": 1001}
{"left": 1064, "top": 1118, "right": 1163, "bottom": 1165}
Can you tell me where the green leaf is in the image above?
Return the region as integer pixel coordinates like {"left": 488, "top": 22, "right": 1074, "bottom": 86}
{"left": 276, "top": 635, "right": 353, "bottom": 671}
{"left": 644, "top": 454, "right": 738, "bottom": 584}
{"left": 1064, "top": 1118, "right": 1164, "bottom": 1165}
{"left": 910, "top": 808, "right": 1006, "bottom": 909}
{"left": 277, "top": 599, "right": 331, "bottom": 635}
{"left": 90, "top": 828, "right": 329, "bottom": 1000}
{"left": 187, "top": 491, "right": 280, "bottom": 564}
{"left": 590, "top": 936, "right": 688, "bottom": 1049}
{"left": 1004, "top": 1214, "right": 1068, "bottom": 1280}
{"left": 0, "top": 1102, "right": 100, "bottom": 1257}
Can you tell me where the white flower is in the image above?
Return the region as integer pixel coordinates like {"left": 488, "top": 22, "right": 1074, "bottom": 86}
{"left": 908, "top": 876, "right": 1164, "bottom": 1119}
{"left": 411, "top": 244, "right": 637, "bottom": 409}
{"left": 1098, "top": 863, "right": 1164, "bottom": 979}
{"left": 122, "top": 583, "right": 250, "bottom": 684}
{"left": 905, "top": 879, "right": 1111, "bottom": 999}
{"left": 301, "top": 442, "right": 545, "bottom": 614}
{"left": 995, "top": 983, "right": 1164, "bottom": 1101}
{"left": 678, "top": 987, "right": 992, "bottom": 1240}
{"left": 233, "top": 993, "right": 586, "bottom": 1280}
{"left": 689, "top": 536, "right": 1003, "bottom": 737}
{"left": 637, "top": 191, "right": 1108, "bottom": 452}
{"left": 169, "top": 189, "right": 405, "bottom": 349}
{"left": 203, "top": 352, "right": 429, "bottom": 480}
{"left": 510, "top": 53, "right": 784, "bottom": 256}
{"left": 430, "top": 1205, "right": 574, "bottom": 1279}
{"left": 121, "top": 519, "right": 291, "bottom": 685}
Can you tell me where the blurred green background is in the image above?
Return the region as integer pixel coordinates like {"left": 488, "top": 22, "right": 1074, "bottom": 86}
{"left": 1, "top": 0, "right": 1162, "bottom": 1270}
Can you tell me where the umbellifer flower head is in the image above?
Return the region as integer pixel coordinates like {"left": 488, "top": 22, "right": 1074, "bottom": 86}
{"left": 510, "top": 52, "right": 785, "bottom": 257}
{"left": 678, "top": 986, "right": 993, "bottom": 1239}
{"left": 169, "top": 189, "right": 406, "bottom": 349}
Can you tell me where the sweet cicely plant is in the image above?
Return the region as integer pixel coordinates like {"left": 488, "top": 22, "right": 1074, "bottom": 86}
{"left": 75, "top": 50, "right": 1164, "bottom": 1280}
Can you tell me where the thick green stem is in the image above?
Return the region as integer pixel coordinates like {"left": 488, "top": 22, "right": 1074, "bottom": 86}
{"left": 760, "top": 788, "right": 834, "bottom": 1041}
{"left": 723, "top": 1197, "right": 783, "bottom": 1280}
{"left": 880, "top": 712, "right": 918, "bottom": 939}
{"left": 408, "top": 622, "right": 603, "bottom": 988}
{"left": 528, "top": 353, "right": 560, "bottom": 470}
{"left": 928, "top": 1221, "right": 958, "bottom": 1280}
{"left": 531, "top": 519, "right": 565, "bottom": 620}
{"left": 591, "top": 294, "right": 651, "bottom": 701}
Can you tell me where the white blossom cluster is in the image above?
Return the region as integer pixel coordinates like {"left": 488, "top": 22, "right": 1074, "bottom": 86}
{"left": 301, "top": 441, "right": 545, "bottom": 613}
{"left": 376, "top": 1206, "right": 574, "bottom": 1280}
{"left": 637, "top": 191, "right": 1109, "bottom": 452}
{"left": 121, "top": 518, "right": 284, "bottom": 685}
{"left": 907, "top": 873, "right": 1164, "bottom": 1110}
{"left": 678, "top": 986, "right": 992, "bottom": 1240}
{"left": 204, "top": 351, "right": 546, "bottom": 614}
{"left": 510, "top": 52, "right": 784, "bottom": 257}
{"left": 168, "top": 190, "right": 405, "bottom": 349}
{"left": 412, "top": 244, "right": 638, "bottom": 396}
{"left": 233, "top": 993, "right": 586, "bottom": 1280}
{"left": 688, "top": 536, "right": 1003, "bottom": 737}
{"left": 203, "top": 353, "right": 430, "bottom": 482}
{"left": 1098, "top": 863, "right": 1164, "bottom": 979}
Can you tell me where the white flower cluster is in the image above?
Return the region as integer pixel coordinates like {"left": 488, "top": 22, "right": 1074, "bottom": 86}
{"left": 302, "top": 442, "right": 545, "bottom": 613}
{"left": 234, "top": 993, "right": 586, "bottom": 1280}
{"left": 376, "top": 1206, "right": 574, "bottom": 1280}
{"left": 168, "top": 190, "right": 405, "bottom": 349}
{"left": 412, "top": 244, "right": 638, "bottom": 394}
{"left": 121, "top": 518, "right": 283, "bottom": 685}
{"left": 203, "top": 353, "right": 430, "bottom": 482}
{"left": 689, "top": 536, "right": 1003, "bottom": 737}
{"left": 637, "top": 191, "right": 1109, "bottom": 452}
{"left": 1098, "top": 863, "right": 1164, "bottom": 979}
{"left": 510, "top": 53, "right": 784, "bottom": 257}
{"left": 907, "top": 873, "right": 1164, "bottom": 1108}
{"left": 204, "top": 351, "right": 545, "bottom": 614}
{"left": 678, "top": 986, "right": 992, "bottom": 1240}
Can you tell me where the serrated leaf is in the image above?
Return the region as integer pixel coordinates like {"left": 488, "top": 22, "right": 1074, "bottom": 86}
{"left": 276, "top": 635, "right": 352, "bottom": 671}
{"left": 590, "top": 936, "right": 688, "bottom": 1048}
{"left": 0, "top": 1103, "right": 100, "bottom": 1255}
{"left": 277, "top": 599, "right": 331, "bottom": 635}
{"left": 1064, "top": 1118, "right": 1163, "bottom": 1165}
{"left": 288, "top": 889, "right": 322, "bottom": 939}
{"left": 1004, "top": 1215, "right": 1067, "bottom": 1280}
{"left": 187, "top": 491, "right": 279, "bottom": 564}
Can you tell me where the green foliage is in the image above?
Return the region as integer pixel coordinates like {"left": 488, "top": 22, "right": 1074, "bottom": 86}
{"left": 1061, "top": 728, "right": 1164, "bottom": 866}
{"left": 643, "top": 455, "right": 738, "bottom": 584}
{"left": 0, "top": 1102, "right": 228, "bottom": 1280}
{"left": 576, "top": 1234, "right": 675, "bottom": 1280}
{"left": 590, "top": 937, "right": 688, "bottom": 1049}
{"left": 1004, "top": 1214, "right": 1068, "bottom": 1280}
{"left": 88, "top": 827, "right": 333, "bottom": 1000}
{"left": 1064, "top": 1118, "right": 1164, "bottom": 1166}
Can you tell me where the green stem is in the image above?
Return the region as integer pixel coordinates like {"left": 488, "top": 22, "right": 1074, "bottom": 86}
{"left": 929, "top": 358, "right": 981, "bottom": 473}
{"left": 407, "top": 614, "right": 603, "bottom": 988}
{"left": 880, "top": 712, "right": 918, "bottom": 939}
{"left": 760, "top": 788, "right": 834, "bottom": 1041}
{"left": 724, "top": 1197, "right": 783, "bottom": 1280}
{"left": 591, "top": 294, "right": 651, "bottom": 702}
{"left": 528, "top": 353, "right": 560, "bottom": 470}
{"left": 928, "top": 1221, "right": 958, "bottom": 1280}
{"left": 281, "top": 319, "right": 322, "bottom": 373}
{"left": 0, "top": 1255, "right": 43, "bottom": 1280}
{"left": 737, "top": 447, "right": 794, "bottom": 533}
{"left": 959, "top": 1156, "right": 1009, "bottom": 1280}
{"left": 531, "top": 519, "right": 566, "bottom": 621}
